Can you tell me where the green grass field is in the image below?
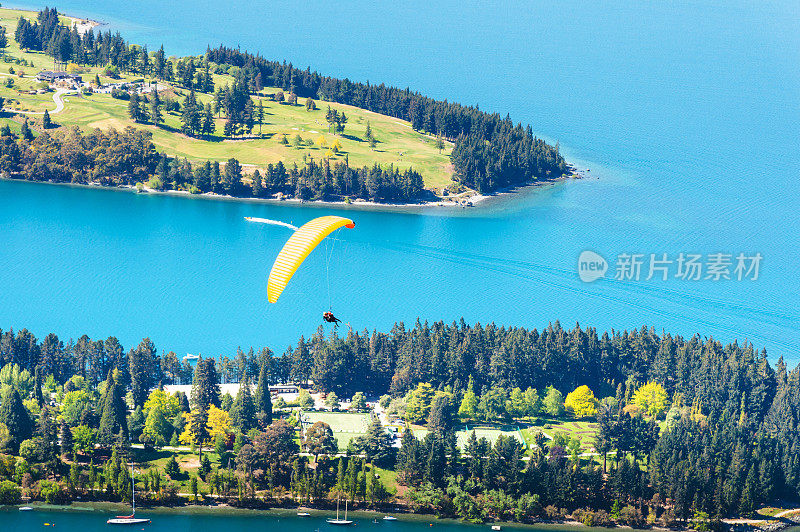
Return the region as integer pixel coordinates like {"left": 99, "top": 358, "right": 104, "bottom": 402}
{"left": 0, "top": 7, "right": 456, "bottom": 190}
{"left": 413, "top": 424, "right": 526, "bottom": 449}
{"left": 300, "top": 411, "right": 372, "bottom": 448}
{"left": 520, "top": 419, "right": 600, "bottom": 453}
{"left": 130, "top": 446, "right": 224, "bottom": 494}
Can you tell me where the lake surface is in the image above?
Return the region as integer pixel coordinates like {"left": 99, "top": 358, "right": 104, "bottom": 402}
{"left": 0, "top": 506, "right": 564, "bottom": 532}
{"left": 1, "top": 0, "right": 798, "bottom": 360}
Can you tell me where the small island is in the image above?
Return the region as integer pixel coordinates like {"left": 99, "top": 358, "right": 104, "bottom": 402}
{"left": 0, "top": 6, "right": 571, "bottom": 207}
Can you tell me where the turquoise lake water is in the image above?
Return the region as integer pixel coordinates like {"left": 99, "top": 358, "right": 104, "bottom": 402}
{"left": 0, "top": 0, "right": 798, "bottom": 360}
{"left": 0, "top": 507, "right": 547, "bottom": 532}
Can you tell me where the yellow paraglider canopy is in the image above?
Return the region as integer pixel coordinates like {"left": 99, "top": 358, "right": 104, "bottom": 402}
{"left": 267, "top": 215, "right": 355, "bottom": 303}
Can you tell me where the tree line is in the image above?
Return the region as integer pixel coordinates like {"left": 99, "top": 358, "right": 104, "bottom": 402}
{"left": 15, "top": 8, "right": 212, "bottom": 92}
{"left": 206, "top": 46, "right": 567, "bottom": 193}
{"left": 3, "top": 317, "right": 800, "bottom": 523}
{"left": 0, "top": 124, "right": 424, "bottom": 202}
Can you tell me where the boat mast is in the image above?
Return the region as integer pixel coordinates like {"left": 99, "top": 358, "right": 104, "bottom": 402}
{"left": 131, "top": 467, "right": 136, "bottom": 514}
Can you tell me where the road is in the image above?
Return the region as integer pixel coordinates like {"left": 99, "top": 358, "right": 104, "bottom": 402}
{"left": 2, "top": 87, "right": 76, "bottom": 115}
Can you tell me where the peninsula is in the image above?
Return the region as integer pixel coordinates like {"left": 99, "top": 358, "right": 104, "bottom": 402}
{"left": 0, "top": 6, "right": 571, "bottom": 207}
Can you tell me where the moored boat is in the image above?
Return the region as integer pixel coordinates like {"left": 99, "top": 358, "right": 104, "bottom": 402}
{"left": 107, "top": 466, "right": 150, "bottom": 525}
{"left": 327, "top": 495, "right": 354, "bottom": 525}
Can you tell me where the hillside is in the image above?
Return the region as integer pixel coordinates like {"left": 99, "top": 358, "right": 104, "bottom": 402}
{"left": 0, "top": 7, "right": 456, "bottom": 192}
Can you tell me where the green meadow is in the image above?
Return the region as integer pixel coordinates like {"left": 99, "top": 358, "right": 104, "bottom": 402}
{"left": 0, "top": 7, "right": 455, "bottom": 190}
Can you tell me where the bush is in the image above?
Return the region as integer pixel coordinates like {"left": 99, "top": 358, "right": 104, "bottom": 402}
{"left": 165, "top": 454, "right": 179, "bottom": 478}
{"left": 103, "top": 65, "right": 120, "bottom": 79}
{"left": 111, "top": 88, "right": 130, "bottom": 100}
{"left": 544, "top": 505, "right": 565, "bottom": 520}
{"left": 146, "top": 177, "right": 164, "bottom": 190}
{"left": 593, "top": 510, "right": 612, "bottom": 526}
{"left": 0, "top": 479, "right": 21, "bottom": 504}
{"left": 19, "top": 438, "right": 40, "bottom": 462}
{"left": 619, "top": 505, "right": 645, "bottom": 528}
{"left": 38, "top": 479, "right": 65, "bottom": 504}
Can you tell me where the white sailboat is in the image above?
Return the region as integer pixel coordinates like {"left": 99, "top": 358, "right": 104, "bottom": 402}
{"left": 107, "top": 467, "right": 150, "bottom": 525}
{"left": 327, "top": 495, "right": 354, "bottom": 525}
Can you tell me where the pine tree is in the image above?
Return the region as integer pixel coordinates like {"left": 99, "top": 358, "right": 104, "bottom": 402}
{"left": 0, "top": 388, "right": 33, "bottom": 452}
{"left": 189, "top": 406, "right": 209, "bottom": 458}
{"left": 364, "top": 121, "right": 373, "bottom": 145}
{"left": 129, "top": 338, "right": 158, "bottom": 409}
{"left": 20, "top": 117, "right": 33, "bottom": 141}
{"left": 37, "top": 405, "right": 58, "bottom": 461}
{"left": 181, "top": 89, "right": 200, "bottom": 135}
{"left": 223, "top": 158, "right": 242, "bottom": 195}
{"left": 254, "top": 362, "right": 273, "bottom": 425}
{"left": 60, "top": 420, "right": 73, "bottom": 456}
{"left": 356, "top": 418, "right": 394, "bottom": 466}
{"left": 127, "top": 92, "right": 140, "bottom": 122}
{"left": 256, "top": 100, "right": 264, "bottom": 135}
{"left": 250, "top": 169, "right": 263, "bottom": 197}
{"left": 149, "top": 91, "right": 163, "bottom": 126}
{"left": 191, "top": 358, "right": 221, "bottom": 411}
{"left": 165, "top": 454, "right": 179, "bottom": 477}
{"left": 229, "top": 375, "right": 256, "bottom": 432}
{"left": 42, "top": 108, "right": 51, "bottom": 129}
{"left": 202, "top": 104, "right": 215, "bottom": 137}
{"left": 428, "top": 394, "right": 453, "bottom": 437}
{"left": 98, "top": 369, "right": 128, "bottom": 446}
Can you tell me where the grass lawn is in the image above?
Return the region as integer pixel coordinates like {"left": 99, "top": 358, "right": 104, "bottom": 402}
{"left": 300, "top": 411, "right": 372, "bottom": 449}
{"left": 520, "top": 418, "right": 600, "bottom": 453}
{"left": 412, "top": 424, "right": 526, "bottom": 449}
{"left": 0, "top": 6, "right": 456, "bottom": 191}
{"left": 129, "top": 446, "right": 227, "bottom": 494}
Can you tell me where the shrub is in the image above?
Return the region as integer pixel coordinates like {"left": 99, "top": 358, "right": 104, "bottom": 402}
{"left": 164, "top": 454, "right": 179, "bottom": 478}
{"left": 38, "top": 479, "right": 65, "bottom": 504}
{"left": 0, "top": 479, "right": 21, "bottom": 504}
{"left": 111, "top": 88, "right": 130, "bottom": 100}
{"left": 593, "top": 510, "right": 612, "bottom": 526}
{"left": 619, "top": 505, "right": 645, "bottom": 528}
{"left": 103, "top": 65, "right": 120, "bottom": 79}
{"left": 544, "top": 505, "right": 565, "bottom": 520}
{"left": 146, "top": 177, "right": 164, "bottom": 190}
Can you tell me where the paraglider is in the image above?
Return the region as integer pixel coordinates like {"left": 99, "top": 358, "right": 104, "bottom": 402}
{"left": 267, "top": 215, "right": 355, "bottom": 307}
{"left": 323, "top": 311, "right": 341, "bottom": 324}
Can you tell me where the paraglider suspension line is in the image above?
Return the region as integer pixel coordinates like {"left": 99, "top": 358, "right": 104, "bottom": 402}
{"left": 325, "top": 230, "right": 339, "bottom": 311}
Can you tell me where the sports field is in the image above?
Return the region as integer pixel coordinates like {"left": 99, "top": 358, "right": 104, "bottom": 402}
{"left": 300, "top": 411, "right": 372, "bottom": 448}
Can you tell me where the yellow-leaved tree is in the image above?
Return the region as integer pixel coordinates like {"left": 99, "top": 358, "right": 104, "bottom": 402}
{"left": 633, "top": 382, "right": 669, "bottom": 418}
{"left": 143, "top": 389, "right": 180, "bottom": 419}
{"left": 206, "top": 405, "right": 231, "bottom": 440}
{"left": 179, "top": 405, "right": 231, "bottom": 447}
{"left": 564, "top": 385, "right": 598, "bottom": 418}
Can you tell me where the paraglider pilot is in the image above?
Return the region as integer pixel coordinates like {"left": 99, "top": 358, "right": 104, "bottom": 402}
{"left": 323, "top": 311, "right": 341, "bottom": 325}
